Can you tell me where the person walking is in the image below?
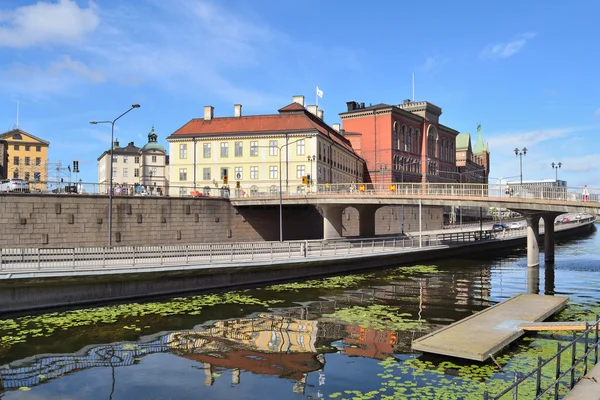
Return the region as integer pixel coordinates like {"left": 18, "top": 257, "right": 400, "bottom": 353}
{"left": 582, "top": 185, "right": 590, "bottom": 202}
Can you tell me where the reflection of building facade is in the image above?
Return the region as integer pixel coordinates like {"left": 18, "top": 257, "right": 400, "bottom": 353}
{"left": 166, "top": 96, "right": 365, "bottom": 197}
{"left": 0, "top": 129, "right": 50, "bottom": 188}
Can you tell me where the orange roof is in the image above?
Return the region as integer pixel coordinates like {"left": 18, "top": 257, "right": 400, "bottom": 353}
{"left": 168, "top": 104, "right": 360, "bottom": 155}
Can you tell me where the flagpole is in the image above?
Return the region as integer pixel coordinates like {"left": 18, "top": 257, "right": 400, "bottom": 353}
{"left": 316, "top": 85, "right": 319, "bottom": 108}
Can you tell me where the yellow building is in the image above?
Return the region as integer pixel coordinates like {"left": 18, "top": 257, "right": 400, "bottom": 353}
{"left": 166, "top": 96, "right": 365, "bottom": 197}
{"left": 0, "top": 129, "right": 50, "bottom": 189}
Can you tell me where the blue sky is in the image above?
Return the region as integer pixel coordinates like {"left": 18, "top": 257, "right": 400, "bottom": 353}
{"left": 0, "top": 0, "right": 598, "bottom": 186}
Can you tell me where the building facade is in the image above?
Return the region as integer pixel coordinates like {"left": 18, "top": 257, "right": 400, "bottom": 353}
{"left": 166, "top": 96, "right": 365, "bottom": 197}
{"left": 97, "top": 127, "right": 169, "bottom": 194}
{"left": 455, "top": 124, "right": 490, "bottom": 184}
{"left": 339, "top": 99, "right": 459, "bottom": 183}
{"left": 0, "top": 128, "right": 50, "bottom": 188}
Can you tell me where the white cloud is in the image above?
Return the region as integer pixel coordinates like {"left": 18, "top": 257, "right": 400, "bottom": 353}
{"left": 0, "top": 0, "right": 99, "bottom": 48}
{"left": 481, "top": 33, "right": 537, "bottom": 60}
{"left": 49, "top": 55, "right": 105, "bottom": 82}
{"left": 487, "top": 126, "right": 588, "bottom": 151}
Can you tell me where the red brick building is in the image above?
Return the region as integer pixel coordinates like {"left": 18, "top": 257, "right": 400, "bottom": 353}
{"left": 339, "top": 99, "right": 461, "bottom": 184}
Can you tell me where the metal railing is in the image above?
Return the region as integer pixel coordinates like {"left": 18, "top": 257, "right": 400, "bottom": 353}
{"left": 484, "top": 316, "right": 600, "bottom": 400}
{"left": 3, "top": 181, "right": 599, "bottom": 206}
{"left": 0, "top": 237, "right": 443, "bottom": 273}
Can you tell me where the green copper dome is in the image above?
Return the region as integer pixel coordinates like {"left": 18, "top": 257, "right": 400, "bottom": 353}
{"left": 141, "top": 125, "right": 165, "bottom": 152}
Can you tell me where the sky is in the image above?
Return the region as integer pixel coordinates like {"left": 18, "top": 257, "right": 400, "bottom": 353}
{"left": 0, "top": 0, "right": 599, "bottom": 186}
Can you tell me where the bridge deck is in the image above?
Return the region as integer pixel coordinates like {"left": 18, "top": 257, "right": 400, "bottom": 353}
{"left": 412, "top": 294, "right": 568, "bottom": 361}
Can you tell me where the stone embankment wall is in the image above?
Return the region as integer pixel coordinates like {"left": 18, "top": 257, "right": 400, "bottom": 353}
{"left": 0, "top": 194, "right": 443, "bottom": 248}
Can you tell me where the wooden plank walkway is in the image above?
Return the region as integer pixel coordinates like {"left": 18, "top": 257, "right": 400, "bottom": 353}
{"left": 518, "top": 321, "right": 594, "bottom": 331}
{"left": 412, "top": 294, "right": 568, "bottom": 361}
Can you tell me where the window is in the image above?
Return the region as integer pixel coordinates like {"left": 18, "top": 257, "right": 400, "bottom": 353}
{"left": 234, "top": 141, "right": 243, "bottom": 157}
{"left": 123, "top": 168, "right": 129, "bottom": 177}
{"left": 34, "top": 172, "right": 41, "bottom": 181}
{"left": 24, "top": 157, "right": 30, "bottom": 166}
{"left": 24, "top": 172, "right": 30, "bottom": 181}
{"left": 13, "top": 156, "right": 19, "bottom": 165}
{"left": 123, "top": 156, "right": 128, "bottom": 164}
{"left": 203, "top": 143, "right": 211, "bottom": 158}
{"left": 296, "top": 139, "right": 305, "bottom": 156}
{"left": 35, "top": 157, "right": 41, "bottom": 166}
{"left": 220, "top": 142, "right": 229, "bottom": 157}
{"left": 393, "top": 122, "right": 399, "bottom": 150}
{"left": 250, "top": 166, "right": 258, "bottom": 179}
{"left": 269, "top": 140, "right": 278, "bottom": 156}
{"left": 297, "top": 165, "right": 305, "bottom": 178}
{"left": 234, "top": 166, "right": 243, "bottom": 180}
{"left": 12, "top": 134, "right": 22, "bottom": 140}
{"left": 25, "top": 145, "right": 30, "bottom": 151}
{"left": 134, "top": 168, "right": 139, "bottom": 177}
{"left": 150, "top": 167, "right": 157, "bottom": 177}
{"left": 220, "top": 167, "right": 228, "bottom": 179}
{"left": 401, "top": 125, "right": 406, "bottom": 151}
{"left": 269, "top": 166, "right": 278, "bottom": 179}
{"left": 36, "top": 146, "right": 41, "bottom": 152}
{"left": 179, "top": 168, "right": 187, "bottom": 181}
{"left": 151, "top": 155, "right": 157, "bottom": 162}
{"left": 203, "top": 168, "right": 211, "bottom": 180}
{"left": 134, "top": 156, "right": 140, "bottom": 163}
{"left": 250, "top": 141, "right": 258, "bottom": 156}
{"left": 112, "top": 156, "right": 117, "bottom": 163}
{"left": 408, "top": 128, "right": 413, "bottom": 153}
{"left": 112, "top": 167, "right": 117, "bottom": 176}
{"left": 13, "top": 169, "right": 18, "bottom": 178}
{"left": 14, "top": 145, "right": 19, "bottom": 151}
{"left": 179, "top": 144, "right": 187, "bottom": 159}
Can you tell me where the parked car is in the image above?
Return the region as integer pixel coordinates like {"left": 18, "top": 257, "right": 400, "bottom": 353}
{"left": 509, "top": 222, "right": 522, "bottom": 230}
{"left": 0, "top": 178, "right": 30, "bottom": 192}
{"left": 492, "top": 223, "right": 509, "bottom": 232}
{"left": 562, "top": 217, "right": 570, "bottom": 223}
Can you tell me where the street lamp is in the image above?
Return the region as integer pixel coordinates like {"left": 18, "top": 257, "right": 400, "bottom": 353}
{"left": 279, "top": 137, "right": 309, "bottom": 242}
{"left": 551, "top": 162, "right": 562, "bottom": 183}
{"left": 307, "top": 155, "right": 316, "bottom": 186}
{"left": 90, "top": 104, "right": 141, "bottom": 248}
{"left": 514, "top": 147, "right": 527, "bottom": 184}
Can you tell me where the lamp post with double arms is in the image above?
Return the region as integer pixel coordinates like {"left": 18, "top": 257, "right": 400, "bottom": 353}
{"left": 279, "top": 137, "right": 309, "bottom": 242}
{"left": 551, "top": 162, "right": 562, "bottom": 183}
{"left": 90, "top": 104, "right": 141, "bottom": 248}
{"left": 307, "top": 155, "right": 316, "bottom": 186}
{"left": 514, "top": 147, "right": 527, "bottom": 184}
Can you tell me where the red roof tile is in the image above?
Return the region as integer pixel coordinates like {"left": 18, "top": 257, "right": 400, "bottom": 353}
{"left": 168, "top": 107, "right": 361, "bottom": 157}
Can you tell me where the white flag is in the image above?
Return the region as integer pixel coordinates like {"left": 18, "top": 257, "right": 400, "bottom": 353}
{"left": 316, "top": 86, "right": 323, "bottom": 98}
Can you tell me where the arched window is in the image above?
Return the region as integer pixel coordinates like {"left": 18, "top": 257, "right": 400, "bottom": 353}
{"left": 415, "top": 129, "right": 421, "bottom": 154}
{"left": 401, "top": 125, "right": 406, "bottom": 152}
{"left": 393, "top": 122, "right": 399, "bottom": 150}
{"left": 427, "top": 126, "right": 438, "bottom": 158}
{"left": 407, "top": 127, "right": 413, "bottom": 153}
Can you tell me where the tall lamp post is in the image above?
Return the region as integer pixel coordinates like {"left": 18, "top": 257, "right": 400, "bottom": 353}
{"left": 514, "top": 147, "right": 527, "bottom": 184}
{"left": 307, "top": 155, "right": 316, "bottom": 186}
{"left": 279, "top": 137, "right": 309, "bottom": 242}
{"left": 551, "top": 162, "right": 562, "bottom": 182}
{"left": 90, "top": 104, "right": 141, "bottom": 248}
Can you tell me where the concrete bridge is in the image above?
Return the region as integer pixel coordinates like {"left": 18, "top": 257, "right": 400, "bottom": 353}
{"left": 231, "top": 183, "right": 599, "bottom": 268}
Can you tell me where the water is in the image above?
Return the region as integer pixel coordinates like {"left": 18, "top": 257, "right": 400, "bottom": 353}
{"left": 1, "top": 225, "right": 599, "bottom": 399}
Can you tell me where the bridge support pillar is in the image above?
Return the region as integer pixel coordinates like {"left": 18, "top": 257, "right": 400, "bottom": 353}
{"left": 524, "top": 214, "right": 541, "bottom": 267}
{"left": 356, "top": 205, "right": 378, "bottom": 237}
{"left": 542, "top": 213, "right": 558, "bottom": 263}
{"left": 321, "top": 205, "right": 345, "bottom": 240}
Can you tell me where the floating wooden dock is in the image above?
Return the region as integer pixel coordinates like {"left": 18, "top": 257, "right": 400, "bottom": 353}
{"left": 412, "top": 294, "right": 568, "bottom": 361}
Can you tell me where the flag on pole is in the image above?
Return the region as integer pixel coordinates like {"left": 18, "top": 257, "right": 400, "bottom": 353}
{"left": 316, "top": 86, "right": 323, "bottom": 98}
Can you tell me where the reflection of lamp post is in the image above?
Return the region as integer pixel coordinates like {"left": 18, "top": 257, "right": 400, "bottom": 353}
{"left": 279, "top": 138, "right": 309, "bottom": 242}
{"left": 514, "top": 147, "right": 527, "bottom": 184}
{"left": 307, "top": 155, "right": 315, "bottom": 185}
{"left": 551, "top": 162, "right": 562, "bottom": 183}
{"left": 90, "top": 104, "right": 141, "bottom": 248}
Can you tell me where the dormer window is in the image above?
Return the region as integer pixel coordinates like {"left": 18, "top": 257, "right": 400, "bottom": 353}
{"left": 12, "top": 133, "right": 22, "bottom": 140}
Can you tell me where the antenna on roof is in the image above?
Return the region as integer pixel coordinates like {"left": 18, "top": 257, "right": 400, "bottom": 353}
{"left": 15, "top": 100, "right": 19, "bottom": 129}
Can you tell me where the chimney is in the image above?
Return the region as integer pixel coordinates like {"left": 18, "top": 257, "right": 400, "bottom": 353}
{"left": 113, "top": 139, "right": 119, "bottom": 147}
{"left": 292, "top": 95, "right": 305, "bottom": 107}
{"left": 403, "top": 99, "right": 411, "bottom": 104}
{"left": 317, "top": 109, "right": 324, "bottom": 119}
{"left": 307, "top": 105, "right": 318, "bottom": 116}
{"left": 234, "top": 104, "right": 242, "bottom": 117}
{"left": 332, "top": 123, "right": 340, "bottom": 132}
{"left": 204, "top": 106, "right": 214, "bottom": 121}
{"left": 346, "top": 101, "right": 358, "bottom": 112}
{"left": 128, "top": 141, "right": 134, "bottom": 147}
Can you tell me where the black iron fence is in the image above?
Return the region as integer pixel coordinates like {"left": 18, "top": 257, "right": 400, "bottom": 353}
{"left": 484, "top": 315, "right": 600, "bottom": 399}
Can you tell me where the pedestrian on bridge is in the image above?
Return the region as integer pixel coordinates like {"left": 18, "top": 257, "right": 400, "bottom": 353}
{"left": 582, "top": 185, "right": 589, "bottom": 202}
